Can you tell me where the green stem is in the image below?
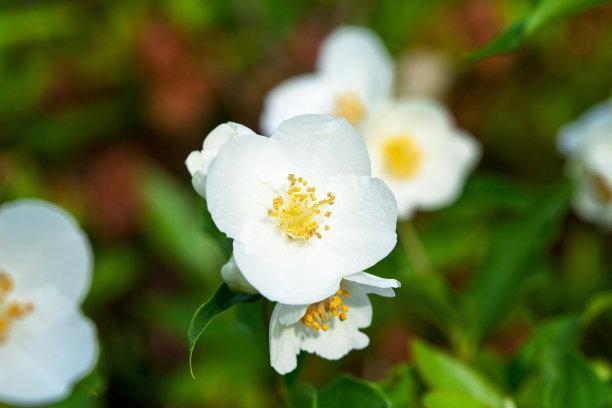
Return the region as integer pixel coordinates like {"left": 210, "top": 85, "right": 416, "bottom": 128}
{"left": 399, "top": 221, "right": 433, "bottom": 274}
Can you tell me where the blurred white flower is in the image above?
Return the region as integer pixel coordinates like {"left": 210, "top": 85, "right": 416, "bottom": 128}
{"left": 261, "top": 26, "right": 394, "bottom": 135}
{"left": 558, "top": 101, "right": 612, "bottom": 228}
{"left": 269, "top": 271, "right": 399, "bottom": 375}
{"left": 204, "top": 114, "right": 397, "bottom": 305}
{"left": 362, "top": 99, "right": 480, "bottom": 219}
{"left": 0, "top": 200, "right": 98, "bottom": 406}
{"left": 186, "top": 122, "right": 256, "bottom": 199}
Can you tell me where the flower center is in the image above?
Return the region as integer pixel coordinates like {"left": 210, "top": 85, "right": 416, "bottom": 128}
{"left": 332, "top": 91, "right": 365, "bottom": 127}
{"left": 381, "top": 133, "right": 423, "bottom": 180}
{"left": 268, "top": 174, "right": 335, "bottom": 240}
{"left": 301, "top": 288, "right": 350, "bottom": 332}
{"left": 0, "top": 271, "right": 33, "bottom": 345}
{"left": 593, "top": 174, "right": 612, "bottom": 203}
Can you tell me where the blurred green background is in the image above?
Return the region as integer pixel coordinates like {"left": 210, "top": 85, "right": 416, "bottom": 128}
{"left": 1, "top": 0, "right": 612, "bottom": 407}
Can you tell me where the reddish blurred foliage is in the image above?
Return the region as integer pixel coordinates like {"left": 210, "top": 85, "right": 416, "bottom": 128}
{"left": 484, "top": 317, "right": 532, "bottom": 358}
{"left": 134, "top": 17, "right": 214, "bottom": 138}
{"left": 364, "top": 322, "right": 412, "bottom": 380}
{"left": 83, "top": 143, "right": 147, "bottom": 241}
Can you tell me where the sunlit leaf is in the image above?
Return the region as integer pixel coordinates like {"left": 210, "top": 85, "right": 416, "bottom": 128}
{"left": 544, "top": 353, "right": 612, "bottom": 408}
{"left": 423, "top": 391, "right": 488, "bottom": 408}
{"left": 188, "top": 283, "right": 259, "bottom": 378}
{"left": 469, "top": 0, "right": 611, "bottom": 60}
{"left": 413, "top": 341, "right": 511, "bottom": 408}
{"left": 318, "top": 375, "right": 390, "bottom": 408}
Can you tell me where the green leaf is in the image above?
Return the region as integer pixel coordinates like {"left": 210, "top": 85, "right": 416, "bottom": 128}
{"left": 544, "top": 353, "right": 612, "bottom": 408}
{"left": 468, "top": 0, "right": 612, "bottom": 60}
{"left": 318, "top": 375, "right": 390, "bottom": 408}
{"left": 413, "top": 341, "right": 510, "bottom": 408}
{"left": 378, "top": 364, "right": 419, "bottom": 408}
{"left": 286, "top": 382, "right": 318, "bottom": 408}
{"left": 423, "top": 391, "right": 488, "bottom": 408}
{"left": 466, "top": 183, "right": 570, "bottom": 339}
{"left": 188, "top": 283, "right": 259, "bottom": 378}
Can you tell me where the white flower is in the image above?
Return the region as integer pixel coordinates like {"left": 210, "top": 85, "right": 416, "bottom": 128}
{"left": 221, "top": 256, "right": 258, "bottom": 295}
{"left": 0, "top": 200, "right": 98, "bottom": 406}
{"left": 204, "top": 114, "right": 397, "bottom": 305}
{"left": 186, "top": 122, "right": 257, "bottom": 198}
{"left": 269, "top": 271, "right": 399, "bottom": 375}
{"left": 261, "top": 26, "right": 394, "bottom": 135}
{"left": 361, "top": 98, "right": 480, "bottom": 219}
{"left": 558, "top": 101, "right": 612, "bottom": 228}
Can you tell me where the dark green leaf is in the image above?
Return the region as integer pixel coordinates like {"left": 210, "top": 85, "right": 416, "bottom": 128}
{"left": 188, "top": 283, "right": 259, "bottom": 378}
{"left": 413, "top": 341, "right": 511, "bottom": 408}
{"left": 318, "top": 375, "right": 390, "bottom": 408}
{"left": 466, "top": 183, "right": 570, "bottom": 339}
{"left": 379, "top": 364, "right": 419, "bottom": 407}
{"left": 286, "top": 381, "right": 318, "bottom": 408}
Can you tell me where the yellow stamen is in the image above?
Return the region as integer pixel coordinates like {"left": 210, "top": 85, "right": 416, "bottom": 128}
{"left": 268, "top": 174, "right": 334, "bottom": 240}
{"left": 300, "top": 287, "right": 351, "bottom": 332}
{"left": 593, "top": 174, "right": 612, "bottom": 203}
{"left": 0, "top": 271, "right": 33, "bottom": 344}
{"left": 381, "top": 133, "right": 423, "bottom": 180}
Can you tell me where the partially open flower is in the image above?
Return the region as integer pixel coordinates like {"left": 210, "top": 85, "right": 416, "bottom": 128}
{"left": 558, "top": 101, "right": 612, "bottom": 228}
{"left": 261, "top": 26, "right": 394, "bottom": 135}
{"left": 186, "top": 122, "right": 256, "bottom": 198}
{"left": 269, "top": 271, "right": 399, "bottom": 374}
{"left": 362, "top": 98, "right": 480, "bottom": 219}
{"left": 204, "top": 114, "right": 397, "bottom": 304}
{"left": 0, "top": 200, "right": 98, "bottom": 406}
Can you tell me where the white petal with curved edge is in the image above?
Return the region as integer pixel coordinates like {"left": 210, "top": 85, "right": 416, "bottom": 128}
{"left": 344, "top": 271, "right": 400, "bottom": 297}
{"left": 0, "top": 200, "right": 92, "bottom": 304}
{"left": 261, "top": 75, "right": 334, "bottom": 135}
{"left": 298, "top": 281, "right": 372, "bottom": 360}
{"left": 220, "top": 256, "right": 258, "bottom": 295}
{"left": 233, "top": 231, "right": 347, "bottom": 305}
{"left": 275, "top": 303, "right": 310, "bottom": 326}
{"left": 272, "top": 115, "right": 372, "bottom": 189}
{"left": 269, "top": 303, "right": 303, "bottom": 375}
{"left": 318, "top": 26, "right": 394, "bottom": 105}
{"left": 205, "top": 134, "right": 277, "bottom": 238}
{"left": 0, "top": 288, "right": 97, "bottom": 406}
{"left": 323, "top": 175, "right": 397, "bottom": 273}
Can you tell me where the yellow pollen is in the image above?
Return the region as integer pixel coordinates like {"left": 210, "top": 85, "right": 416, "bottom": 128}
{"left": 381, "top": 133, "right": 423, "bottom": 180}
{"left": 593, "top": 174, "right": 612, "bottom": 203}
{"left": 332, "top": 91, "right": 366, "bottom": 127}
{"left": 0, "top": 271, "right": 33, "bottom": 345}
{"left": 300, "top": 288, "right": 350, "bottom": 332}
{"left": 268, "top": 174, "right": 335, "bottom": 240}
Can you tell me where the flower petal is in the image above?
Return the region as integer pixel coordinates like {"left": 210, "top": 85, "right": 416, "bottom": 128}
{"left": 260, "top": 75, "right": 334, "bottom": 136}
{"left": 220, "top": 256, "right": 258, "bottom": 294}
{"left": 272, "top": 115, "right": 372, "bottom": 189}
{"left": 317, "top": 26, "right": 394, "bottom": 106}
{"left": 558, "top": 101, "right": 612, "bottom": 155}
{"left": 0, "top": 200, "right": 92, "bottom": 303}
{"left": 275, "top": 303, "right": 310, "bottom": 327}
{"left": 269, "top": 303, "right": 303, "bottom": 375}
{"left": 205, "top": 134, "right": 277, "bottom": 238}
{"left": 344, "top": 271, "right": 400, "bottom": 297}
{"left": 233, "top": 231, "right": 347, "bottom": 305}
{"left": 323, "top": 174, "right": 397, "bottom": 273}
{"left": 0, "top": 288, "right": 97, "bottom": 406}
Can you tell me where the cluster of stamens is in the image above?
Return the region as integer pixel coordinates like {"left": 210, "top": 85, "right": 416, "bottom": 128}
{"left": 301, "top": 288, "right": 350, "bottom": 332}
{"left": 268, "top": 174, "right": 335, "bottom": 240}
{"left": 332, "top": 91, "right": 366, "bottom": 126}
{"left": 0, "top": 271, "right": 33, "bottom": 344}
